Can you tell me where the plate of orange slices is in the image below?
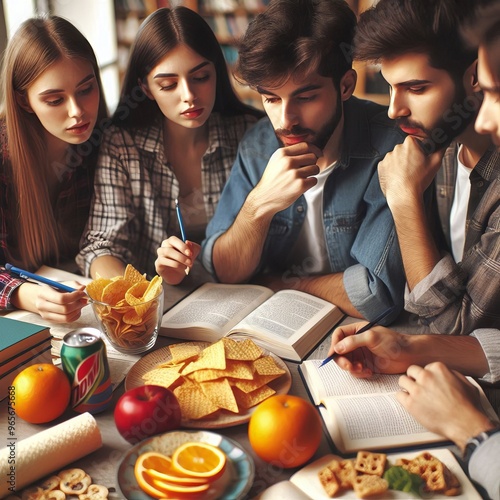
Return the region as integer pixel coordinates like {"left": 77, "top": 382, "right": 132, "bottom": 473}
{"left": 117, "top": 430, "right": 254, "bottom": 499}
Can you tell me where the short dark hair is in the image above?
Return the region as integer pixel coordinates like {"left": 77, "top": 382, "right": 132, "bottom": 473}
{"left": 463, "top": 2, "right": 500, "bottom": 48}
{"left": 354, "top": 0, "right": 477, "bottom": 81}
{"left": 235, "top": 0, "right": 356, "bottom": 90}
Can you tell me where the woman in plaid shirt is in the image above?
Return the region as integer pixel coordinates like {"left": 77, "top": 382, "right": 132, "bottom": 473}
{"left": 77, "top": 7, "right": 263, "bottom": 284}
{"left": 0, "top": 17, "right": 108, "bottom": 321}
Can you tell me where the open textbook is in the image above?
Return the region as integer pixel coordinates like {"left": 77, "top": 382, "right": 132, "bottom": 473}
{"left": 161, "top": 283, "right": 344, "bottom": 362}
{"left": 254, "top": 449, "right": 482, "bottom": 499}
{"left": 299, "top": 359, "right": 499, "bottom": 454}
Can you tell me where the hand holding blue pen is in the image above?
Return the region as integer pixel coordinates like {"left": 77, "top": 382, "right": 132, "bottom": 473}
{"left": 319, "top": 306, "right": 396, "bottom": 367}
{"left": 5, "top": 263, "right": 77, "bottom": 293}
{"left": 175, "top": 198, "right": 187, "bottom": 243}
{"left": 175, "top": 199, "right": 190, "bottom": 276}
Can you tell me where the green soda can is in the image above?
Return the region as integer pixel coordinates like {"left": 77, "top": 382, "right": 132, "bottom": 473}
{"left": 61, "top": 327, "right": 112, "bottom": 414}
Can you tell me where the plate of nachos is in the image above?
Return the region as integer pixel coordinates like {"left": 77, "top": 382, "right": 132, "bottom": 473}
{"left": 125, "top": 338, "right": 292, "bottom": 428}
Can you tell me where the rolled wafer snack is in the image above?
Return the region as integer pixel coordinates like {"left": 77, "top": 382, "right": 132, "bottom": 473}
{"left": 0, "top": 412, "right": 102, "bottom": 496}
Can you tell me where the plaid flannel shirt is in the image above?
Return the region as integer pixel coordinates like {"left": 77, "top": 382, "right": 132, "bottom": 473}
{"left": 77, "top": 112, "right": 258, "bottom": 278}
{"left": 405, "top": 142, "right": 500, "bottom": 335}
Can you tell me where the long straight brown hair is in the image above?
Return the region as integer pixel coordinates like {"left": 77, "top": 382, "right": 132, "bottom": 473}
{"left": 1, "top": 17, "right": 108, "bottom": 269}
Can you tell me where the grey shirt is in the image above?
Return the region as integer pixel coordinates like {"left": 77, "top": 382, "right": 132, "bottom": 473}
{"left": 468, "top": 432, "right": 500, "bottom": 500}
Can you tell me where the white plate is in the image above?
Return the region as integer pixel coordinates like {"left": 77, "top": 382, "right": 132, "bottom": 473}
{"left": 125, "top": 340, "right": 292, "bottom": 428}
{"left": 117, "top": 430, "right": 254, "bottom": 500}
{"left": 256, "top": 448, "right": 481, "bottom": 499}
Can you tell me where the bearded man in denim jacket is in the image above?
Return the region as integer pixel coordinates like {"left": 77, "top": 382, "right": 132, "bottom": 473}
{"left": 201, "top": 0, "right": 406, "bottom": 322}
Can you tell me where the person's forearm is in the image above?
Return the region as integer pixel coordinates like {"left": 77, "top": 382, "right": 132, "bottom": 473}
{"left": 408, "top": 335, "right": 489, "bottom": 378}
{"left": 277, "top": 272, "right": 362, "bottom": 317}
{"left": 10, "top": 282, "right": 42, "bottom": 313}
{"left": 89, "top": 255, "right": 126, "bottom": 279}
{"left": 389, "top": 195, "right": 441, "bottom": 291}
{"left": 213, "top": 191, "right": 275, "bottom": 283}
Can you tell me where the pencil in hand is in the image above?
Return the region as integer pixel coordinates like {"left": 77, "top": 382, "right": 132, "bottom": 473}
{"left": 319, "top": 306, "right": 396, "bottom": 368}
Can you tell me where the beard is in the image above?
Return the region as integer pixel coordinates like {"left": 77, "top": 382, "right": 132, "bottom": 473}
{"left": 396, "top": 83, "right": 479, "bottom": 154}
{"left": 275, "top": 92, "right": 343, "bottom": 151}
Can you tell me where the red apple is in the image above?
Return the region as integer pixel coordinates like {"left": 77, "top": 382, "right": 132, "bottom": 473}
{"left": 114, "top": 385, "right": 182, "bottom": 444}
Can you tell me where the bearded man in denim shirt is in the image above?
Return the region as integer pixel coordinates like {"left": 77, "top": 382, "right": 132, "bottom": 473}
{"left": 201, "top": 0, "right": 406, "bottom": 322}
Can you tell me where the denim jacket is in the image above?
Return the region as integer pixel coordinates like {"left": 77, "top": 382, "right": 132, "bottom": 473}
{"left": 202, "top": 97, "right": 406, "bottom": 322}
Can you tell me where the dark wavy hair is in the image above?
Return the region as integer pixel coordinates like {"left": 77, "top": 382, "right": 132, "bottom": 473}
{"left": 114, "top": 6, "right": 262, "bottom": 128}
{"left": 354, "top": 0, "right": 477, "bottom": 81}
{"left": 235, "top": 0, "right": 356, "bottom": 91}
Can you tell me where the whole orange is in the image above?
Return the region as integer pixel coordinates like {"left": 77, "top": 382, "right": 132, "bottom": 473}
{"left": 248, "top": 394, "right": 322, "bottom": 468}
{"left": 12, "top": 363, "right": 71, "bottom": 424}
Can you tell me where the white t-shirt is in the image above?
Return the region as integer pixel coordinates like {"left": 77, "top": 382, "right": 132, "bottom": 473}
{"left": 450, "top": 145, "right": 472, "bottom": 262}
{"left": 287, "top": 163, "right": 336, "bottom": 274}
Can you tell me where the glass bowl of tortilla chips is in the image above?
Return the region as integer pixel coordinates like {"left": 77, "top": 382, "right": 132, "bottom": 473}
{"left": 87, "top": 265, "right": 164, "bottom": 354}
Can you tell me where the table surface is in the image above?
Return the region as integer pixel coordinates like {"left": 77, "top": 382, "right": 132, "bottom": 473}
{"left": 0, "top": 264, "right": 471, "bottom": 499}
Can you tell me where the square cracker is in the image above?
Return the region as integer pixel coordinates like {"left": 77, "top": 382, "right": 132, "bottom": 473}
{"left": 328, "top": 459, "right": 356, "bottom": 489}
{"left": 355, "top": 451, "right": 387, "bottom": 477}
{"left": 318, "top": 465, "right": 340, "bottom": 497}
{"left": 352, "top": 474, "right": 389, "bottom": 498}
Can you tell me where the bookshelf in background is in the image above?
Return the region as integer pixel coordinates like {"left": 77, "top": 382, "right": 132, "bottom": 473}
{"left": 199, "top": 0, "right": 268, "bottom": 109}
{"left": 353, "top": 0, "right": 390, "bottom": 105}
{"left": 113, "top": 0, "right": 389, "bottom": 108}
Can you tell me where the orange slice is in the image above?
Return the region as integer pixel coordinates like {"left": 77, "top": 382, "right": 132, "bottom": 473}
{"left": 134, "top": 454, "right": 170, "bottom": 499}
{"left": 142, "top": 453, "right": 208, "bottom": 485}
{"left": 150, "top": 476, "right": 210, "bottom": 494}
{"left": 171, "top": 442, "right": 226, "bottom": 481}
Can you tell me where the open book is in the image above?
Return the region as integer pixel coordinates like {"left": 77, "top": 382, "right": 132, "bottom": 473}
{"left": 160, "top": 283, "right": 344, "bottom": 362}
{"left": 299, "top": 359, "right": 499, "bottom": 454}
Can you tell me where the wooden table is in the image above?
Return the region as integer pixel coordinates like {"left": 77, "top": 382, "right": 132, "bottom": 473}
{"left": 2, "top": 263, "right": 483, "bottom": 499}
{"left": 0, "top": 264, "right": 336, "bottom": 499}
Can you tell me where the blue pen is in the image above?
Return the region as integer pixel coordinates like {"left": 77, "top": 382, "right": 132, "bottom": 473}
{"left": 5, "top": 263, "right": 76, "bottom": 293}
{"left": 319, "top": 306, "right": 396, "bottom": 368}
{"left": 175, "top": 198, "right": 187, "bottom": 242}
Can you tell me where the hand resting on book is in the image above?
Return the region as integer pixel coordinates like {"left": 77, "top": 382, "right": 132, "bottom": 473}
{"left": 397, "top": 362, "right": 498, "bottom": 452}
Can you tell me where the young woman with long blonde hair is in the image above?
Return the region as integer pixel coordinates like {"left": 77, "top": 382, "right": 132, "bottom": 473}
{"left": 0, "top": 16, "right": 108, "bottom": 322}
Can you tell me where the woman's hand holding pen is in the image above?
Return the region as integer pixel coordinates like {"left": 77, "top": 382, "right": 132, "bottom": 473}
{"left": 327, "top": 323, "right": 416, "bottom": 378}
{"left": 155, "top": 236, "right": 200, "bottom": 285}
{"left": 12, "top": 281, "right": 87, "bottom": 323}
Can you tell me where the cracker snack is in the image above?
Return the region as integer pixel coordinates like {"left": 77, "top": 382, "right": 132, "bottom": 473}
{"left": 318, "top": 450, "right": 461, "bottom": 498}
{"left": 141, "top": 338, "right": 286, "bottom": 421}
{"left": 87, "top": 265, "right": 163, "bottom": 352}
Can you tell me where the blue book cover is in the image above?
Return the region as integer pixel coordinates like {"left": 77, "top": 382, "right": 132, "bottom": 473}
{"left": 0, "top": 317, "right": 51, "bottom": 362}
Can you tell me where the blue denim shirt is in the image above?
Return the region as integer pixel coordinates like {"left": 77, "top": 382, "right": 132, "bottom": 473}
{"left": 202, "top": 97, "right": 406, "bottom": 322}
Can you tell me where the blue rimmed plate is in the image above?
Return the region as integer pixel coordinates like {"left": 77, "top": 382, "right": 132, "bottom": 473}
{"left": 116, "top": 430, "right": 255, "bottom": 500}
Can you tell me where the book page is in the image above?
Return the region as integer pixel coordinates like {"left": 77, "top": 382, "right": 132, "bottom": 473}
{"left": 161, "top": 283, "right": 273, "bottom": 336}
{"left": 322, "top": 393, "right": 443, "bottom": 452}
{"left": 234, "top": 290, "right": 336, "bottom": 342}
{"left": 300, "top": 359, "right": 401, "bottom": 404}
{"left": 253, "top": 480, "right": 312, "bottom": 500}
